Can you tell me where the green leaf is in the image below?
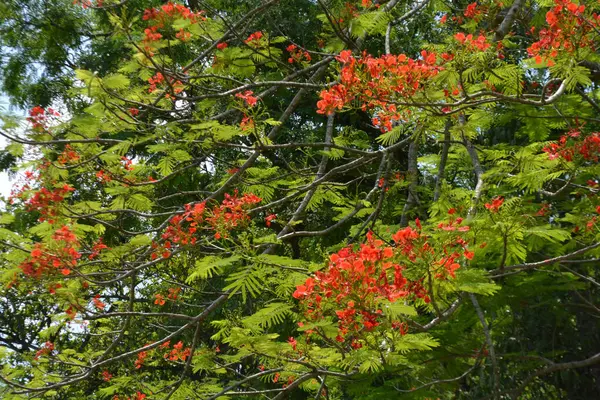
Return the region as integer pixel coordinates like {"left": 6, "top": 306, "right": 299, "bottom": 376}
{"left": 255, "top": 254, "right": 308, "bottom": 268}
{"left": 223, "top": 266, "right": 263, "bottom": 302}
{"left": 157, "top": 156, "right": 175, "bottom": 176}
{"left": 376, "top": 125, "right": 405, "bottom": 146}
{"left": 187, "top": 255, "right": 241, "bottom": 283}
{"left": 130, "top": 234, "right": 152, "bottom": 247}
{"left": 242, "top": 302, "right": 294, "bottom": 330}
{"left": 455, "top": 269, "right": 500, "bottom": 296}
{"left": 126, "top": 193, "right": 153, "bottom": 211}
{"left": 75, "top": 69, "right": 95, "bottom": 82}
{"left": 0, "top": 214, "right": 15, "bottom": 225}
{"left": 102, "top": 73, "right": 130, "bottom": 89}
{"left": 394, "top": 333, "right": 440, "bottom": 353}
{"left": 381, "top": 301, "right": 418, "bottom": 318}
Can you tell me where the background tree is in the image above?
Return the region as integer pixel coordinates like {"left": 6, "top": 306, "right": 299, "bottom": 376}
{"left": 1, "top": 0, "right": 600, "bottom": 399}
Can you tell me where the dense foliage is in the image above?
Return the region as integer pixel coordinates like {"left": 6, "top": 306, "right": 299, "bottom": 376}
{"left": 1, "top": 0, "right": 600, "bottom": 399}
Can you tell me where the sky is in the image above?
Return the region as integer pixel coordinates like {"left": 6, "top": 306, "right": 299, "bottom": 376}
{"left": 0, "top": 94, "right": 23, "bottom": 199}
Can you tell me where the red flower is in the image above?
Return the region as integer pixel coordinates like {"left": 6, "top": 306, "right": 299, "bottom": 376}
{"left": 265, "top": 214, "right": 277, "bottom": 227}
{"left": 484, "top": 196, "right": 504, "bottom": 213}
{"left": 235, "top": 90, "right": 258, "bottom": 107}
{"left": 167, "top": 287, "right": 181, "bottom": 300}
{"left": 288, "top": 337, "right": 297, "bottom": 351}
{"left": 89, "top": 238, "right": 109, "bottom": 260}
{"left": 293, "top": 277, "right": 315, "bottom": 299}
{"left": 102, "top": 370, "right": 112, "bottom": 382}
{"left": 245, "top": 31, "right": 263, "bottom": 44}
{"left": 154, "top": 293, "right": 166, "bottom": 306}
{"left": 148, "top": 72, "right": 165, "bottom": 92}
{"left": 420, "top": 50, "right": 437, "bottom": 65}
{"left": 175, "top": 28, "right": 191, "bottom": 41}
{"left": 34, "top": 341, "right": 55, "bottom": 360}
{"left": 216, "top": 42, "right": 228, "bottom": 50}
{"left": 134, "top": 392, "right": 146, "bottom": 400}
{"left": 93, "top": 294, "right": 106, "bottom": 310}
{"left": 336, "top": 50, "right": 353, "bottom": 64}
{"left": 134, "top": 351, "right": 148, "bottom": 369}
{"left": 546, "top": 10, "right": 558, "bottom": 26}
{"left": 464, "top": 2, "right": 480, "bottom": 18}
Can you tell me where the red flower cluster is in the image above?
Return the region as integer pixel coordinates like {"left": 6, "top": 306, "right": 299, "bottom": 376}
{"left": 134, "top": 350, "right": 148, "bottom": 369}
{"left": 378, "top": 172, "right": 405, "bottom": 188}
{"left": 464, "top": 2, "right": 481, "bottom": 19}
{"left": 360, "top": 0, "right": 374, "bottom": 8}
{"left": 240, "top": 115, "right": 255, "bottom": 131}
{"left": 96, "top": 170, "right": 112, "bottom": 184}
{"left": 65, "top": 304, "right": 79, "bottom": 320}
{"left": 527, "top": 0, "right": 597, "bottom": 65}
{"left": 293, "top": 231, "right": 413, "bottom": 346}
{"left": 19, "top": 226, "right": 81, "bottom": 278}
{"left": 167, "top": 202, "right": 205, "bottom": 244}
{"left": 168, "top": 287, "right": 181, "bottom": 300}
{"left": 134, "top": 340, "right": 191, "bottom": 370}
{"left": 206, "top": 191, "right": 262, "bottom": 239}
{"left": 34, "top": 341, "right": 55, "bottom": 360}
{"left": 89, "top": 238, "right": 109, "bottom": 260}
{"left": 20, "top": 184, "right": 74, "bottom": 222}
{"left": 154, "top": 293, "right": 166, "bottom": 306}
{"left": 165, "top": 340, "right": 191, "bottom": 362}
{"left": 265, "top": 213, "right": 277, "bottom": 227}
{"left": 143, "top": 2, "right": 203, "bottom": 22}
{"left": 102, "top": 370, "right": 112, "bottom": 382}
{"left": 235, "top": 90, "right": 258, "bottom": 107}
{"left": 437, "top": 215, "right": 470, "bottom": 232}
{"left": 316, "top": 50, "right": 443, "bottom": 131}
{"left": 57, "top": 145, "right": 80, "bottom": 165}
{"left": 216, "top": 42, "right": 228, "bottom": 50}
{"left": 166, "top": 80, "right": 185, "bottom": 99}
{"left": 294, "top": 222, "right": 474, "bottom": 348}
{"left": 93, "top": 294, "right": 106, "bottom": 310}
{"left": 175, "top": 28, "right": 191, "bottom": 41}
{"left": 142, "top": 2, "right": 205, "bottom": 46}
{"left": 147, "top": 72, "right": 184, "bottom": 97}
{"left": 244, "top": 31, "right": 263, "bottom": 45}
{"left": 537, "top": 203, "right": 550, "bottom": 217}
{"left": 484, "top": 196, "right": 504, "bottom": 213}
{"left": 286, "top": 44, "right": 311, "bottom": 64}
{"left": 543, "top": 131, "right": 600, "bottom": 162}
{"left": 27, "top": 106, "right": 60, "bottom": 131}
{"left": 454, "top": 32, "right": 491, "bottom": 52}
{"left": 121, "top": 156, "right": 134, "bottom": 171}
{"left": 153, "top": 192, "right": 261, "bottom": 258}
{"left": 148, "top": 72, "right": 164, "bottom": 92}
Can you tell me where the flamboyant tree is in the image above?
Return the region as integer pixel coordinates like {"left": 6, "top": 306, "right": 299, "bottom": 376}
{"left": 1, "top": 0, "right": 600, "bottom": 399}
